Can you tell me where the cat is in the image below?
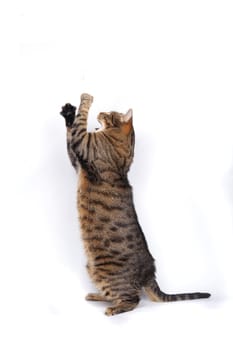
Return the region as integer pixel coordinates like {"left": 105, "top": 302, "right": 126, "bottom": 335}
{"left": 60, "top": 93, "right": 210, "bottom": 316}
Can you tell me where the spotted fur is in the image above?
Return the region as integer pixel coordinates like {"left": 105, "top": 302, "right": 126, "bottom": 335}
{"left": 60, "top": 93, "right": 210, "bottom": 316}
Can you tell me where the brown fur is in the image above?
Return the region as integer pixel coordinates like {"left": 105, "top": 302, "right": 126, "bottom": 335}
{"left": 60, "top": 93, "right": 210, "bottom": 316}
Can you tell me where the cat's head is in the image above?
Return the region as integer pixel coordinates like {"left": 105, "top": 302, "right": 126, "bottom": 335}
{"left": 97, "top": 109, "right": 133, "bottom": 135}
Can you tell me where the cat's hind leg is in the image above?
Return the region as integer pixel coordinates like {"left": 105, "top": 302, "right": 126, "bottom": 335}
{"left": 105, "top": 294, "right": 140, "bottom": 316}
{"left": 85, "top": 293, "right": 110, "bottom": 302}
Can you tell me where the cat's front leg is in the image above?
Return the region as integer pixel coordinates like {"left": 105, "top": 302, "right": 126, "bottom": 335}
{"left": 60, "top": 103, "right": 79, "bottom": 169}
{"left": 60, "top": 93, "right": 93, "bottom": 170}
{"left": 71, "top": 93, "right": 93, "bottom": 158}
{"left": 76, "top": 93, "right": 94, "bottom": 124}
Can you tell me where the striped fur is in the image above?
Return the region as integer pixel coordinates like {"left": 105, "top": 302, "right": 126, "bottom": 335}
{"left": 60, "top": 93, "right": 210, "bottom": 316}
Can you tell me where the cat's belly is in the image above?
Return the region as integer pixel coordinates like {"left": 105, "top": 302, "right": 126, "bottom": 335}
{"left": 77, "top": 177, "right": 155, "bottom": 287}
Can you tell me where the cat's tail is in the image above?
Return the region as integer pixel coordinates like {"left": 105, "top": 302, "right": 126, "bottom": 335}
{"left": 144, "top": 279, "right": 211, "bottom": 302}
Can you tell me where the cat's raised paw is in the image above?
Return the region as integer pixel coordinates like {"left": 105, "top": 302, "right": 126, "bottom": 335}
{"left": 80, "top": 93, "right": 94, "bottom": 103}
{"left": 60, "top": 103, "right": 77, "bottom": 127}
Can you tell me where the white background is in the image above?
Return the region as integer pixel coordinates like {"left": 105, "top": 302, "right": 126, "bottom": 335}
{"left": 0, "top": 0, "right": 233, "bottom": 349}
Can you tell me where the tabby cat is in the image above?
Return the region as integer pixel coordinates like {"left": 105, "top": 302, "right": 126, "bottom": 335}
{"left": 60, "top": 93, "right": 210, "bottom": 316}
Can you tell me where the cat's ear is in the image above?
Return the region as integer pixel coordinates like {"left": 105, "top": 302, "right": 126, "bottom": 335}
{"left": 121, "top": 109, "right": 133, "bottom": 135}
{"left": 124, "top": 109, "right": 133, "bottom": 122}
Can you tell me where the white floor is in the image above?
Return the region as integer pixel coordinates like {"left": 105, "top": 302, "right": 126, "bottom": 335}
{"left": 1, "top": 1, "right": 233, "bottom": 349}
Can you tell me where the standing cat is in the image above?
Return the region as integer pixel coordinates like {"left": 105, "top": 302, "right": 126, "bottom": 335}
{"left": 60, "top": 93, "right": 210, "bottom": 316}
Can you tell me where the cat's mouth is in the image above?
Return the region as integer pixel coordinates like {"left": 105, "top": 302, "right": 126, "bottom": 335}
{"left": 97, "top": 113, "right": 108, "bottom": 131}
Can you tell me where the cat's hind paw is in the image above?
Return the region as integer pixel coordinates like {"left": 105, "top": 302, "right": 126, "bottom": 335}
{"left": 60, "top": 103, "right": 77, "bottom": 127}
{"left": 105, "top": 299, "right": 139, "bottom": 316}
{"left": 85, "top": 293, "right": 109, "bottom": 302}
